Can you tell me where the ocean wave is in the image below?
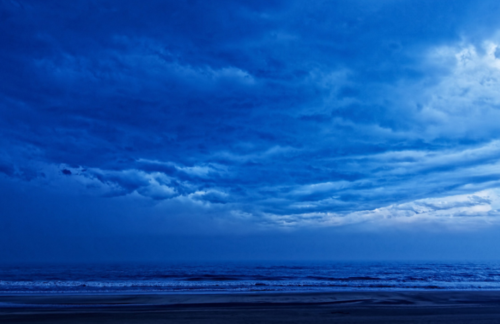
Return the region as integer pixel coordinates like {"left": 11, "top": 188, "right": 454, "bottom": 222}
{"left": 2, "top": 262, "right": 500, "bottom": 294}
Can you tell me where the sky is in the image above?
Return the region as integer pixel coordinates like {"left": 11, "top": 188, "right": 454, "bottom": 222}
{"left": 3, "top": 0, "right": 500, "bottom": 262}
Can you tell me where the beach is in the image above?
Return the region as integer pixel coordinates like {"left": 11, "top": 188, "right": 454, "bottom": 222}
{"left": 2, "top": 291, "right": 500, "bottom": 323}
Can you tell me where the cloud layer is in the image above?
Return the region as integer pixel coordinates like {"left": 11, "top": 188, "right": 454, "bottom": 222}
{"left": 2, "top": 0, "right": 500, "bottom": 229}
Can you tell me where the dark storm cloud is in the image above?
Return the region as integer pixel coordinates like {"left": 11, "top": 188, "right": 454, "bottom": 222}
{"left": 2, "top": 0, "right": 500, "bottom": 226}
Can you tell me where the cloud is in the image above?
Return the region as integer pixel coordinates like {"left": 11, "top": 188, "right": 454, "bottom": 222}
{"left": 261, "top": 190, "right": 500, "bottom": 229}
{"left": 3, "top": 0, "right": 500, "bottom": 232}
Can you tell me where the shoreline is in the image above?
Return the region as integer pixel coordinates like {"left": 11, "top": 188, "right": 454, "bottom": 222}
{"left": 2, "top": 290, "right": 500, "bottom": 305}
{"left": 2, "top": 287, "right": 500, "bottom": 296}
{"left": 2, "top": 291, "right": 500, "bottom": 323}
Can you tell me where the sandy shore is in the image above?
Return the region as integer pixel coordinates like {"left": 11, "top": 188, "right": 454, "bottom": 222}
{"left": 2, "top": 291, "right": 500, "bottom": 323}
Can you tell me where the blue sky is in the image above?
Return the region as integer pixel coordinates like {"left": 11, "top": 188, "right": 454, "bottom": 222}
{"left": 3, "top": 0, "right": 500, "bottom": 262}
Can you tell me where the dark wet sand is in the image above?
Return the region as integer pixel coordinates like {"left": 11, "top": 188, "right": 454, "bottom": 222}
{"left": 2, "top": 291, "right": 500, "bottom": 323}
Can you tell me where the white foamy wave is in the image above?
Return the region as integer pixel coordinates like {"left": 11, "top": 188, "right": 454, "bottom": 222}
{"left": 2, "top": 262, "right": 500, "bottom": 294}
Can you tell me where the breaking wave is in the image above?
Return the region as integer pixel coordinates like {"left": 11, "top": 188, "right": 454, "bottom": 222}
{"left": 1, "top": 262, "right": 500, "bottom": 294}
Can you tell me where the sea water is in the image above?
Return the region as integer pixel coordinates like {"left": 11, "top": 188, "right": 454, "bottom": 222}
{"left": 1, "top": 261, "right": 500, "bottom": 294}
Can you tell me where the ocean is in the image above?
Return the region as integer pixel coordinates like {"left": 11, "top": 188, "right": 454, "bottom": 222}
{"left": 1, "top": 261, "right": 500, "bottom": 294}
